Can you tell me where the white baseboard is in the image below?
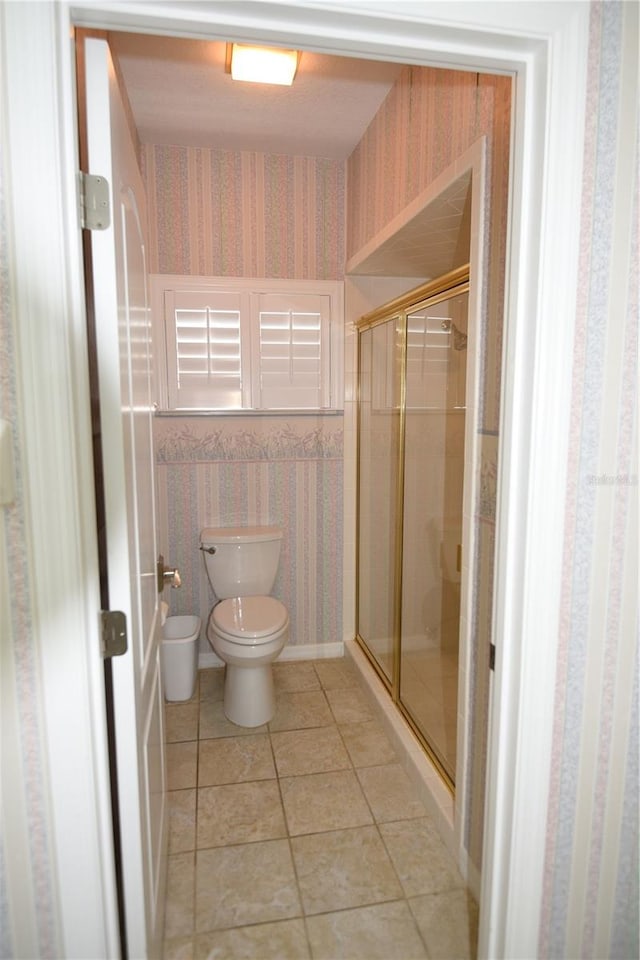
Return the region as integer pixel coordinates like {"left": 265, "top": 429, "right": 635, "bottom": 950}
{"left": 198, "top": 641, "right": 344, "bottom": 670}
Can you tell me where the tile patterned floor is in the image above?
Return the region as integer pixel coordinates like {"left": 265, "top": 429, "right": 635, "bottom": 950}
{"left": 163, "top": 658, "right": 478, "bottom": 960}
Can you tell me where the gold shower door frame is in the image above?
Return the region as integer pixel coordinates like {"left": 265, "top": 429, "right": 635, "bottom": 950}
{"left": 355, "top": 265, "right": 470, "bottom": 793}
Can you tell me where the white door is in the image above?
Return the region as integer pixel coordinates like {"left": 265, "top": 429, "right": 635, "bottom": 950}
{"left": 83, "top": 37, "right": 167, "bottom": 959}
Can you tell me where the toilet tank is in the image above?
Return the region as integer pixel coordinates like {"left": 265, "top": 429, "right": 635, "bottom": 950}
{"left": 200, "top": 525, "right": 283, "bottom": 599}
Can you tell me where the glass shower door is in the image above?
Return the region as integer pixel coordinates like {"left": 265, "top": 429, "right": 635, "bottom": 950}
{"left": 399, "top": 291, "right": 468, "bottom": 783}
{"left": 356, "top": 316, "right": 403, "bottom": 686}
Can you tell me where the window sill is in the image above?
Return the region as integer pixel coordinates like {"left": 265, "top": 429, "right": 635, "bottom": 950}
{"left": 154, "top": 408, "right": 344, "bottom": 418}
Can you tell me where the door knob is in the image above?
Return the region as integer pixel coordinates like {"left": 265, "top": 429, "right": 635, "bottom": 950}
{"left": 157, "top": 555, "right": 181, "bottom": 592}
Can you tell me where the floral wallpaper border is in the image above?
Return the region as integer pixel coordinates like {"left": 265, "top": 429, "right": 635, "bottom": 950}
{"left": 154, "top": 415, "right": 344, "bottom": 463}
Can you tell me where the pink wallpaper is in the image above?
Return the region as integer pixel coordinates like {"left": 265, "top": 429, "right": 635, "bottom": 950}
{"left": 143, "top": 145, "right": 345, "bottom": 280}
{"left": 348, "top": 65, "right": 511, "bottom": 435}
{"left": 154, "top": 416, "right": 344, "bottom": 656}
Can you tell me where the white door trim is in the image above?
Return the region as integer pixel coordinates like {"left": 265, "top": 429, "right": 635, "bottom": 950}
{"left": 1, "top": 4, "right": 120, "bottom": 958}
{"left": 3, "top": 2, "right": 590, "bottom": 957}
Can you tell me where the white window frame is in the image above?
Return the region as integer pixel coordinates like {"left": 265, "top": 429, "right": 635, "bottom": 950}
{"left": 151, "top": 274, "right": 344, "bottom": 412}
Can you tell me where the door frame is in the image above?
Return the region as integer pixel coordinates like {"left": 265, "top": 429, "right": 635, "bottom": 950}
{"left": 1, "top": 2, "right": 590, "bottom": 957}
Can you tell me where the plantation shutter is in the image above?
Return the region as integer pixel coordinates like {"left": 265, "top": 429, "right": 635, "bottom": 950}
{"left": 164, "top": 289, "right": 249, "bottom": 409}
{"left": 252, "top": 292, "right": 331, "bottom": 409}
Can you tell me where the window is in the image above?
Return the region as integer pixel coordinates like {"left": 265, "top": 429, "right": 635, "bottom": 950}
{"left": 152, "top": 276, "right": 343, "bottom": 412}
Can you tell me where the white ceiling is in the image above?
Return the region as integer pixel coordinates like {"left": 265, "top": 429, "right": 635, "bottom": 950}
{"left": 109, "top": 32, "right": 404, "bottom": 159}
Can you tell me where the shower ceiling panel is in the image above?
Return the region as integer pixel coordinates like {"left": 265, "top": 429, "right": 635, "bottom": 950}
{"left": 347, "top": 171, "right": 472, "bottom": 280}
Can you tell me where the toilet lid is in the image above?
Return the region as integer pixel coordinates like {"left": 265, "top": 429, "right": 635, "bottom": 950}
{"left": 212, "top": 596, "right": 288, "bottom": 642}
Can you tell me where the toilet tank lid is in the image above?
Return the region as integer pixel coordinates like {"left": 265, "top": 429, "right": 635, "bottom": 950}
{"left": 200, "top": 525, "right": 283, "bottom": 544}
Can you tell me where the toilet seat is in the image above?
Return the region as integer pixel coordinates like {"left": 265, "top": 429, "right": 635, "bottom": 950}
{"left": 212, "top": 596, "right": 288, "bottom": 645}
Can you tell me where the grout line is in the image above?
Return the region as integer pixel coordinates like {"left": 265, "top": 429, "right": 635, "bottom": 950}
{"left": 165, "top": 661, "right": 462, "bottom": 956}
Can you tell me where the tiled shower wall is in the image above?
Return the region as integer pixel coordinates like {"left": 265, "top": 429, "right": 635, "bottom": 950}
{"left": 347, "top": 65, "right": 511, "bottom": 873}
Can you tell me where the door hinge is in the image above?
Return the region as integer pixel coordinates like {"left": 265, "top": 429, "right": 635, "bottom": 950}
{"left": 100, "top": 610, "right": 128, "bottom": 658}
{"left": 79, "top": 172, "right": 111, "bottom": 230}
{"left": 489, "top": 642, "right": 496, "bottom": 672}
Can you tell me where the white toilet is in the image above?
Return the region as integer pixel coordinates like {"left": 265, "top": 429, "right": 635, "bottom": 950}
{"left": 200, "top": 525, "right": 289, "bottom": 727}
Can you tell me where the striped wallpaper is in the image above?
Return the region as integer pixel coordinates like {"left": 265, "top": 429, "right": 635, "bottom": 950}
{"left": 348, "top": 66, "right": 511, "bottom": 435}
{"left": 540, "top": 2, "right": 638, "bottom": 957}
{"left": 154, "top": 416, "right": 344, "bottom": 657}
{"left": 143, "top": 145, "right": 345, "bottom": 280}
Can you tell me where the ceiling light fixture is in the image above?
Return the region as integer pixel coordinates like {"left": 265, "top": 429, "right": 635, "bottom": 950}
{"left": 225, "top": 42, "right": 299, "bottom": 86}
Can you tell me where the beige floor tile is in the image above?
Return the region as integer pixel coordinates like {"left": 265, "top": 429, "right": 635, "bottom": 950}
{"left": 198, "top": 668, "right": 225, "bottom": 702}
{"left": 409, "top": 889, "right": 479, "bottom": 959}
{"left": 167, "top": 741, "right": 198, "bottom": 790}
{"left": 279, "top": 769, "right": 372, "bottom": 835}
{"left": 313, "top": 658, "right": 360, "bottom": 690}
{"left": 195, "top": 840, "right": 301, "bottom": 933}
{"left": 268, "top": 690, "right": 333, "bottom": 732}
{"left": 306, "top": 900, "right": 428, "bottom": 959}
{"left": 379, "top": 818, "right": 465, "bottom": 896}
{"left": 339, "top": 720, "right": 398, "bottom": 768}
{"left": 270, "top": 725, "right": 350, "bottom": 777}
{"left": 273, "top": 660, "right": 321, "bottom": 693}
{"left": 164, "top": 852, "right": 195, "bottom": 940}
{"left": 291, "top": 825, "right": 403, "bottom": 915}
{"left": 325, "top": 687, "right": 373, "bottom": 723}
{"left": 195, "top": 918, "right": 310, "bottom": 959}
{"left": 199, "top": 698, "right": 267, "bottom": 740}
{"left": 198, "top": 734, "right": 275, "bottom": 786}
{"left": 165, "top": 702, "right": 199, "bottom": 743}
{"left": 168, "top": 789, "right": 196, "bottom": 854}
{"left": 197, "top": 781, "right": 287, "bottom": 848}
{"left": 356, "top": 763, "right": 428, "bottom": 822}
{"left": 163, "top": 655, "right": 478, "bottom": 960}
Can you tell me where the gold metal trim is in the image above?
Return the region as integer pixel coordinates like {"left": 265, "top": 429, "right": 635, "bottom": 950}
{"left": 354, "top": 266, "right": 471, "bottom": 796}
{"left": 356, "top": 264, "right": 470, "bottom": 331}
{"left": 392, "top": 313, "right": 406, "bottom": 704}
{"left": 355, "top": 634, "right": 393, "bottom": 694}
{"left": 398, "top": 699, "right": 455, "bottom": 794}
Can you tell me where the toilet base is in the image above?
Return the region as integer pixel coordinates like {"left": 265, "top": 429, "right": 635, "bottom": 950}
{"left": 223, "top": 662, "right": 275, "bottom": 727}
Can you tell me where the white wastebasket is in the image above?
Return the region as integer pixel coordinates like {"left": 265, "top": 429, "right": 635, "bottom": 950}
{"left": 161, "top": 615, "right": 201, "bottom": 702}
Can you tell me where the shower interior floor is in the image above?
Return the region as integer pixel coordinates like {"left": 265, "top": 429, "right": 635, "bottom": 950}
{"left": 162, "top": 656, "right": 477, "bottom": 959}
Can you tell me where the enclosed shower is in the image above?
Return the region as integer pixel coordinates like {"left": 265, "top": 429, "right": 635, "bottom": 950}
{"left": 356, "top": 266, "right": 469, "bottom": 788}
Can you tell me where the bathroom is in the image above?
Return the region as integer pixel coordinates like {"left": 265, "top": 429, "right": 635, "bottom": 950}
{"left": 117, "top": 22, "right": 511, "bottom": 847}
{"left": 3, "top": 3, "right": 637, "bottom": 960}
{"left": 0, "top": 0, "right": 638, "bottom": 956}
{"left": 104, "top": 25, "right": 513, "bottom": 948}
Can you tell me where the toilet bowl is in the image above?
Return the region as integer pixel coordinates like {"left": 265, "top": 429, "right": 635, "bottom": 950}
{"left": 200, "top": 526, "right": 289, "bottom": 727}
{"left": 207, "top": 596, "right": 288, "bottom": 726}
